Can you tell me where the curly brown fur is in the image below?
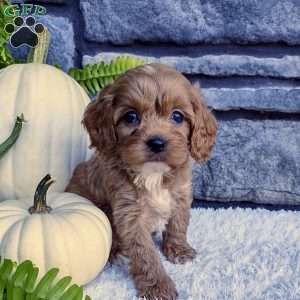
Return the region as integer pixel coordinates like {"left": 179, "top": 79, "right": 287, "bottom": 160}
{"left": 65, "top": 63, "right": 217, "bottom": 300}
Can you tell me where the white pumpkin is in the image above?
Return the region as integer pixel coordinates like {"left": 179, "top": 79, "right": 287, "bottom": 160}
{"left": 0, "top": 63, "right": 92, "bottom": 201}
{"left": 0, "top": 175, "right": 112, "bottom": 285}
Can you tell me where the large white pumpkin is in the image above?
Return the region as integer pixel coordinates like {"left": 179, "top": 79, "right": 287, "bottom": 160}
{"left": 0, "top": 175, "right": 112, "bottom": 285}
{"left": 0, "top": 63, "right": 92, "bottom": 201}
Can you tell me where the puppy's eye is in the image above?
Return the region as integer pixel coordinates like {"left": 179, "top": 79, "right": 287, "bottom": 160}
{"left": 123, "top": 110, "right": 140, "bottom": 125}
{"left": 171, "top": 110, "right": 184, "bottom": 124}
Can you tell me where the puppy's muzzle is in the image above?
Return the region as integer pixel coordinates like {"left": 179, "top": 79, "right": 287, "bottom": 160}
{"left": 146, "top": 136, "right": 167, "bottom": 153}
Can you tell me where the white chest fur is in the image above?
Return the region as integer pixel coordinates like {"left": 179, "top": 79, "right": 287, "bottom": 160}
{"left": 134, "top": 162, "right": 173, "bottom": 232}
{"left": 147, "top": 186, "right": 172, "bottom": 232}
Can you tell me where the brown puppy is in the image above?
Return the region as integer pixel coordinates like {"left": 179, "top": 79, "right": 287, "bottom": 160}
{"left": 65, "top": 63, "right": 217, "bottom": 300}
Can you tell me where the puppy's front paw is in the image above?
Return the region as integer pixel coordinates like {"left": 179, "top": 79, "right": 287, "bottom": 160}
{"left": 138, "top": 275, "right": 178, "bottom": 300}
{"left": 162, "top": 240, "right": 196, "bottom": 264}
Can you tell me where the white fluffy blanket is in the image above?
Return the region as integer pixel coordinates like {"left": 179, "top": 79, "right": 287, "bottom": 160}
{"left": 84, "top": 207, "right": 300, "bottom": 300}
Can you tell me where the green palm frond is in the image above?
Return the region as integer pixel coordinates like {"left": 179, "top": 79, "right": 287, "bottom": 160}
{"left": 68, "top": 56, "right": 146, "bottom": 97}
{"left": 0, "top": 257, "right": 92, "bottom": 300}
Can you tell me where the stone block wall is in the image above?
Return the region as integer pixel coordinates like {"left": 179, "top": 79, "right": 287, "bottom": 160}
{"left": 13, "top": 0, "right": 300, "bottom": 205}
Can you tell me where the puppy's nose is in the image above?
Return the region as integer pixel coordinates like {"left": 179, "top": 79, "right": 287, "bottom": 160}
{"left": 146, "top": 137, "right": 167, "bottom": 153}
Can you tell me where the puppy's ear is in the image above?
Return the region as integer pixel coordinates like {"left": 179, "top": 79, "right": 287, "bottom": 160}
{"left": 82, "top": 84, "right": 116, "bottom": 152}
{"left": 189, "top": 83, "right": 217, "bottom": 162}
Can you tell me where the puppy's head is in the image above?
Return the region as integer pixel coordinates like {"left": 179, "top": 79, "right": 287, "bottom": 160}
{"left": 83, "top": 63, "right": 217, "bottom": 174}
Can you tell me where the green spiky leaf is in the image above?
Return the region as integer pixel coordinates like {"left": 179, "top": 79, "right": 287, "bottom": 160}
{"left": 46, "top": 276, "right": 72, "bottom": 300}
{"left": 0, "top": 0, "right": 17, "bottom": 69}
{"left": 68, "top": 55, "right": 146, "bottom": 97}
{"left": 31, "top": 268, "right": 59, "bottom": 299}
{"left": 0, "top": 257, "right": 92, "bottom": 300}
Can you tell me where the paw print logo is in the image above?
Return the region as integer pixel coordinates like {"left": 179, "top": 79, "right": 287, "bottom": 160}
{"left": 5, "top": 16, "right": 45, "bottom": 48}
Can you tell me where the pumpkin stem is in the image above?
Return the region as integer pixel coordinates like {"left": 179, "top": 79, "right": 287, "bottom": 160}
{"left": 29, "top": 174, "right": 54, "bottom": 214}
{"left": 0, "top": 114, "right": 26, "bottom": 160}
{"left": 27, "top": 28, "right": 51, "bottom": 64}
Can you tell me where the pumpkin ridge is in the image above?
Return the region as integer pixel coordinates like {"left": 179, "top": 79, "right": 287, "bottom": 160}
{"left": 18, "top": 221, "right": 30, "bottom": 264}
{"left": 49, "top": 213, "right": 71, "bottom": 279}
{"left": 53, "top": 213, "right": 86, "bottom": 281}
{"left": 40, "top": 214, "right": 48, "bottom": 276}
{"left": 0, "top": 214, "right": 28, "bottom": 221}
{"left": 50, "top": 200, "right": 94, "bottom": 210}
{"left": 0, "top": 215, "right": 27, "bottom": 247}
{"left": 50, "top": 195, "right": 92, "bottom": 210}
{"left": 17, "top": 213, "right": 30, "bottom": 263}
{"left": 55, "top": 211, "right": 108, "bottom": 280}
{"left": 66, "top": 213, "right": 95, "bottom": 267}
{"left": 12, "top": 64, "right": 27, "bottom": 200}
{"left": 55, "top": 209, "right": 112, "bottom": 261}
{"left": 0, "top": 207, "right": 28, "bottom": 212}
{"left": 50, "top": 202, "right": 94, "bottom": 211}
{"left": 55, "top": 205, "right": 111, "bottom": 237}
{"left": 56, "top": 209, "right": 110, "bottom": 241}
{"left": 0, "top": 217, "right": 25, "bottom": 261}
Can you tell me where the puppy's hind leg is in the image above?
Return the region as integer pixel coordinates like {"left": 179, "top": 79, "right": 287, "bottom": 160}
{"left": 66, "top": 162, "right": 121, "bottom": 265}
{"left": 65, "top": 162, "right": 95, "bottom": 200}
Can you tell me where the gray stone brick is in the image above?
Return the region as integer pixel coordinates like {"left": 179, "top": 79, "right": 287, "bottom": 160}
{"left": 83, "top": 52, "right": 300, "bottom": 113}
{"left": 36, "top": 15, "right": 75, "bottom": 71}
{"left": 80, "top": 0, "right": 300, "bottom": 45}
{"left": 83, "top": 52, "right": 300, "bottom": 78}
{"left": 204, "top": 88, "right": 300, "bottom": 113}
{"left": 193, "top": 118, "right": 300, "bottom": 205}
{"left": 36, "top": 0, "right": 67, "bottom": 3}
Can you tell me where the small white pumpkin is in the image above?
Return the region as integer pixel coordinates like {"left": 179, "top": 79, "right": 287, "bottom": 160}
{"left": 0, "top": 63, "right": 92, "bottom": 201}
{"left": 0, "top": 175, "right": 112, "bottom": 285}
